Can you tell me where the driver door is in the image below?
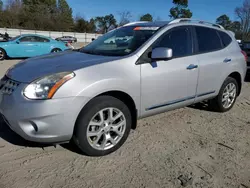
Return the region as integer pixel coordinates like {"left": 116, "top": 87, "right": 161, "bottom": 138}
{"left": 15, "top": 36, "right": 39, "bottom": 57}
{"left": 139, "top": 26, "right": 199, "bottom": 117}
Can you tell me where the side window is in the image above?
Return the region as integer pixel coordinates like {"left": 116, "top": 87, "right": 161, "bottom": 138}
{"left": 19, "top": 36, "right": 33, "bottom": 42}
{"left": 153, "top": 27, "right": 192, "bottom": 58}
{"left": 34, "top": 36, "right": 50, "bottom": 42}
{"left": 195, "top": 26, "right": 222, "bottom": 53}
{"left": 218, "top": 31, "right": 232, "bottom": 47}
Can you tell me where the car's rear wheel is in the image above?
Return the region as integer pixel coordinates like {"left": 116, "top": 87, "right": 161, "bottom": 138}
{"left": 73, "top": 95, "right": 132, "bottom": 156}
{"left": 51, "top": 48, "right": 62, "bottom": 53}
{"left": 0, "top": 48, "right": 7, "bottom": 61}
{"left": 209, "top": 77, "right": 238, "bottom": 112}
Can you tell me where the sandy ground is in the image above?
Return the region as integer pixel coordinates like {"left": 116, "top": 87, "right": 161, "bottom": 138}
{"left": 0, "top": 56, "right": 250, "bottom": 188}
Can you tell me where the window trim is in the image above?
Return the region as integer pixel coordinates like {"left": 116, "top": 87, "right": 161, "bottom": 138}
{"left": 34, "top": 36, "right": 50, "bottom": 43}
{"left": 19, "top": 36, "right": 34, "bottom": 43}
{"left": 193, "top": 26, "right": 224, "bottom": 55}
{"left": 136, "top": 25, "right": 195, "bottom": 65}
{"left": 217, "top": 30, "right": 232, "bottom": 48}
{"left": 19, "top": 36, "right": 50, "bottom": 43}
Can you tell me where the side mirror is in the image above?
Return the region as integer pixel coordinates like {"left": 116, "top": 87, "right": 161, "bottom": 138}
{"left": 151, "top": 47, "right": 173, "bottom": 61}
{"left": 16, "top": 40, "right": 20, "bottom": 44}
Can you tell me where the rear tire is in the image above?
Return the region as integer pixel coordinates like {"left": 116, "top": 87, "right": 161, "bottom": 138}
{"left": 51, "top": 48, "right": 62, "bottom": 53}
{"left": 73, "top": 95, "right": 132, "bottom": 156}
{"left": 0, "top": 48, "right": 6, "bottom": 61}
{"left": 209, "top": 77, "right": 238, "bottom": 112}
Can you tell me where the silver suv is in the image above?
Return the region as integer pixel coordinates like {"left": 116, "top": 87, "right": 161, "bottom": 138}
{"left": 0, "top": 19, "right": 247, "bottom": 156}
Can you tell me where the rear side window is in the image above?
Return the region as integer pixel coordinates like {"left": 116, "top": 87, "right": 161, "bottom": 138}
{"left": 218, "top": 31, "right": 232, "bottom": 47}
{"left": 154, "top": 26, "right": 192, "bottom": 58}
{"left": 195, "top": 26, "right": 222, "bottom": 53}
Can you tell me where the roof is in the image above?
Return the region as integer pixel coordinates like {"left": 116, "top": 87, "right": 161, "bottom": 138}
{"left": 124, "top": 19, "right": 225, "bottom": 31}
{"left": 19, "top": 34, "right": 50, "bottom": 38}
{"left": 124, "top": 21, "right": 170, "bottom": 28}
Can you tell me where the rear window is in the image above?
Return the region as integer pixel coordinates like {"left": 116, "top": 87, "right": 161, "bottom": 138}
{"left": 195, "top": 26, "right": 222, "bottom": 53}
{"left": 218, "top": 31, "right": 232, "bottom": 47}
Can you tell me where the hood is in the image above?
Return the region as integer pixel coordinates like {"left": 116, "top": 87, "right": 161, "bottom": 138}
{"left": 6, "top": 50, "right": 121, "bottom": 83}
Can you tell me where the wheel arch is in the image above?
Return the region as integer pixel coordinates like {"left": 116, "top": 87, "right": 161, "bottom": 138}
{"left": 227, "top": 72, "right": 242, "bottom": 96}
{"left": 75, "top": 90, "right": 138, "bottom": 131}
{"left": 0, "top": 47, "right": 7, "bottom": 57}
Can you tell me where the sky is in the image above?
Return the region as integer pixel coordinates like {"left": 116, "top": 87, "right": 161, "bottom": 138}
{"left": 67, "top": 0, "right": 244, "bottom": 22}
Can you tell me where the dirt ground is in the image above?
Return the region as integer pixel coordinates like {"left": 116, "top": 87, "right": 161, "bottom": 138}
{"left": 1, "top": 57, "right": 250, "bottom": 188}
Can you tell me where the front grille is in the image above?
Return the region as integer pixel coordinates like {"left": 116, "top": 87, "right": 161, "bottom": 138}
{"left": 0, "top": 76, "right": 20, "bottom": 95}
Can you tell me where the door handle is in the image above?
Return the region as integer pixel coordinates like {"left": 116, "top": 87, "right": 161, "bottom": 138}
{"left": 223, "top": 58, "right": 231, "bottom": 63}
{"left": 187, "top": 64, "right": 198, "bottom": 70}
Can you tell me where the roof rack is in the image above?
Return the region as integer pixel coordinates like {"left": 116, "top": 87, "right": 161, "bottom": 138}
{"left": 123, "top": 21, "right": 149, "bottom": 26}
{"left": 169, "top": 18, "right": 224, "bottom": 29}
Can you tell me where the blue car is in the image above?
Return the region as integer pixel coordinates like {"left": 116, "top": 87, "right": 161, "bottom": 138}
{"left": 0, "top": 34, "right": 70, "bottom": 60}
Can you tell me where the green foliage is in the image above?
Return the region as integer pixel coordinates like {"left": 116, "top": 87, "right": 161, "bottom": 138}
{"left": 215, "top": 14, "right": 244, "bottom": 40}
{"left": 74, "top": 17, "right": 96, "bottom": 33}
{"left": 140, "top": 13, "right": 153, "bottom": 21}
{"left": 216, "top": 14, "right": 231, "bottom": 29}
{"left": 169, "top": 0, "right": 192, "bottom": 19}
{"left": 95, "top": 14, "right": 117, "bottom": 33}
{"left": 0, "top": 0, "right": 3, "bottom": 10}
{"left": 57, "top": 0, "right": 74, "bottom": 31}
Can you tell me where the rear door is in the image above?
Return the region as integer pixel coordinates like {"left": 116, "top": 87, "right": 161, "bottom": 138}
{"left": 193, "top": 26, "right": 231, "bottom": 101}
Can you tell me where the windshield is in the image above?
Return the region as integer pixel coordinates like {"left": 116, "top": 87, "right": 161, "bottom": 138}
{"left": 80, "top": 26, "right": 159, "bottom": 56}
{"left": 8, "top": 35, "right": 21, "bottom": 41}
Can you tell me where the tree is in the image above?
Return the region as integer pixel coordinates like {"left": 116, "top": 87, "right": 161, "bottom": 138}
{"left": 169, "top": 0, "right": 192, "bottom": 19}
{"left": 57, "top": 0, "right": 74, "bottom": 31}
{"left": 118, "top": 11, "right": 132, "bottom": 26}
{"left": 235, "top": 0, "right": 250, "bottom": 41}
{"left": 216, "top": 14, "right": 231, "bottom": 29}
{"left": 22, "top": 0, "right": 58, "bottom": 30}
{"left": 230, "top": 21, "right": 241, "bottom": 32}
{"left": 0, "top": 0, "right": 3, "bottom": 10}
{"left": 95, "top": 14, "right": 117, "bottom": 33}
{"left": 74, "top": 16, "right": 96, "bottom": 33}
{"left": 1, "top": 0, "right": 23, "bottom": 28}
{"left": 140, "top": 13, "right": 153, "bottom": 21}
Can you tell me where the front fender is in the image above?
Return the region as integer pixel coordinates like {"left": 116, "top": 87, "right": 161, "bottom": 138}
{"left": 54, "top": 77, "right": 141, "bottom": 115}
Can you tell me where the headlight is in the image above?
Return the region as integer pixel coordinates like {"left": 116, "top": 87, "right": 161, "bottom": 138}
{"left": 23, "top": 72, "right": 75, "bottom": 99}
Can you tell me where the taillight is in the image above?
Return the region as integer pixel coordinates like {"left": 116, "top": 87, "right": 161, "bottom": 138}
{"left": 241, "top": 50, "right": 247, "bottom": 62}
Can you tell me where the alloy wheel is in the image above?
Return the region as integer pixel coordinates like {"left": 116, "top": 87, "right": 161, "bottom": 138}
{"left": 222, "top": 82, "right": 237, "bottom": 109}
{"left": 86, "top": 107, "right": 126, "bottom": 151}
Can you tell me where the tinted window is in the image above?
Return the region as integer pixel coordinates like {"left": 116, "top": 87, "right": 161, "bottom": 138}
{"left": 20, "top": 36, "right": 34, "bottom": 42}
{"left": 195, "top": 26, "right": 222, "bottom": 53}
{"left": 218, "top": 31, "right": 232, "bottom": 47}
{"left": 34, "top": 36, "right": 50, "bottom": 42}
{"left": 154, "top": 27, "right": 192, "bottom": 57}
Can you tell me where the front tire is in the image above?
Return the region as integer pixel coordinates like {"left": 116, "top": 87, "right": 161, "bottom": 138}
{"left": 209, "top": 77, "right": 238, "bottom": 112}
{"left": 0, "top": 48, "right": 6, "bottom": 61}
{"left": 73, "top": 95, "right": 132, "bottom": 156}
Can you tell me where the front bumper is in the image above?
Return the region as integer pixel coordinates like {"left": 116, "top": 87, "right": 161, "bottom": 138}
{"left": 0, "top": 83, "right": 90, "bottom": 143}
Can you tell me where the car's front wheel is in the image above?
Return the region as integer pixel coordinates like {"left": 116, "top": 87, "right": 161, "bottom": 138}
{"left": 209, "top": 77, "right": 238, "bottom": 112}
{"left": 0, "top": 48, "right": 7, "bottom": 61}
{"left": 73, "top": 95, "right": 132, "bottom": 156}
